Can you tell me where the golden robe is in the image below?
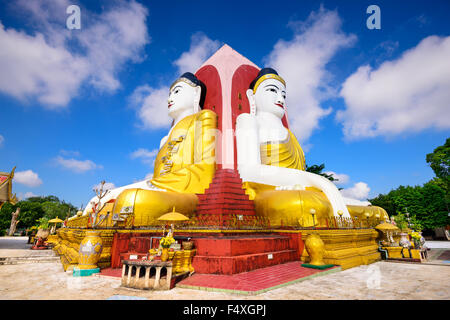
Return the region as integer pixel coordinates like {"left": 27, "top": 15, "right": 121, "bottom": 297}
{"left": 151, "top": 109, "right": 217, "bottom": 194}
{"left": 260, "top": 129, "right": 305, "bottom": 170}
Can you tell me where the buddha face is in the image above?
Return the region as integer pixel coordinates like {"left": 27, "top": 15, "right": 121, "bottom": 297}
{"left": 167, "top": 81, "right": 201, "bottom": 119}
{"left": 253, "top": 78, "right": 286, "bottom": 118}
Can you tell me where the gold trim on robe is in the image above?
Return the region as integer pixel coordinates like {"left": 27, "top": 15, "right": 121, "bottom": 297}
{"left": 260, "top": 130, "right": 305, "bottom": 171}
{"left": 151, "top": 109, "right": 217, "bottom": 194}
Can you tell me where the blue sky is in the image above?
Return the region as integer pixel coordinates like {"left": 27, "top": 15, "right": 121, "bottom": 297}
{"left": 0, "top": 0, "right": 449, "bottom": 208}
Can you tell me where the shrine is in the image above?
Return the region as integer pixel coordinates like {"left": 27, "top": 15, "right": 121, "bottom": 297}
{"left": 52, "top": 45, "right": 396, "bottom": 291}
{"left": 0, "top": 167, "right": 17, "bottom": 212}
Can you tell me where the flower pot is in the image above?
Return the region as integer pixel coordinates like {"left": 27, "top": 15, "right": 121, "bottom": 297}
{"left": 161, "top": 248, "right": 169, "bottom": 262}
{"left": 78, "top": 231, "right": 103, "bottom": 269}
{"left": 36, "top": 228, "right": 50, "bottom": 240}
{"left": 399, "top": 233, "right": 411, "bottom": 248}
{"left": 413, "top": 240, "right": 421, "bottom": 249}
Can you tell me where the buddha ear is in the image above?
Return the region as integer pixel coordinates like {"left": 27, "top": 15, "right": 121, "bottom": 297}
{"left": 246, "top": 89, "right": 256, "bottom": 116}
{"left": 193, "top": 86, "right": 201, "bottom": 113}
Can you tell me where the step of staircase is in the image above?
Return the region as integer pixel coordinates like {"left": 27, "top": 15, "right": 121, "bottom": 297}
{"left": 193, "top": 235, "right": 291, "bottom": 256}
{"left": 191, "top": 235, "right": 299, "bottom": 274}
{"left": 193, "top": 249, "right": 298, "bottom": 275}
{"left": 0, "top": 251, "right": 59, "bottom": 265}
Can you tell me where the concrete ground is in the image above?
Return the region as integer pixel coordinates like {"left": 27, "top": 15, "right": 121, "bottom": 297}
{"left": 0, "top": 236, "right": 449, "bottom": 300}
{"left": 424, "top": 241, "right": 450, "bottom": 249}
{"left": 0, "top": 236, "right": 34, "bottom": 257}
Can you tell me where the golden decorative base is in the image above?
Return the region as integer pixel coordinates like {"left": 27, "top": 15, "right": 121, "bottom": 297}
{"left": 54, "top": 227, "right": 381, "bottom": 272}
{"left": 300, "top": 229, "right": 381, "bottom": 270}
{"left": 382, "top": 246, "right": 426, "bottom": 261}
{"left": 46, "top": 234, "right": 59, "bottom": 245}
{"left": 148, "top": 249, "right": 196, "bottom": 275}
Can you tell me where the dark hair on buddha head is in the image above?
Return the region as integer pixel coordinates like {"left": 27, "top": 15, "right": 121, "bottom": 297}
{"left": 249, "top": 68, "right": 281, "bottom": 91}
{"left": 171, "top": 72, "right": 207, "bottom": 109}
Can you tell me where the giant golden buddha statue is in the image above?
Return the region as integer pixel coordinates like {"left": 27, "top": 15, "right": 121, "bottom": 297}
{"left": 236, "top": 68, "right": 388, "bottom": 227}
{"left": 78, "top": 73, "right": 217, "bottom": 227}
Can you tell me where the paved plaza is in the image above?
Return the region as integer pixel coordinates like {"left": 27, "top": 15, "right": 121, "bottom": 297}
{"left": 0, "top": 237, "right": 449, "bottom": 300}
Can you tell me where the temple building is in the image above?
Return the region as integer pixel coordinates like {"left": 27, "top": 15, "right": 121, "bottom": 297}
{"left": 53, "top": 45, "right": 391, "bottom": 282}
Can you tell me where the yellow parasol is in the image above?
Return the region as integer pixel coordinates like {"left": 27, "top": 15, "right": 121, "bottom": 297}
{"left": 375, "top": 222, "right": 399, "bottom": 232}
{"left": 157, "top": 207, "right": 189, "bottom": 222}
{"left": 48, "top": 217, "right": 64, "bottom": 224}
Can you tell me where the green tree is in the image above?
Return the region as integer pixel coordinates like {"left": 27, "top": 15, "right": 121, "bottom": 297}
{"left": 420, "top": 181, "right": 448, "bottom": 229}
{"left": 425, "top": 138, "right": 450, "bottom": 223}
{"left": 368, "top": 193, "right": 397, "bottom": 217}
{"left": 305, "top": 163, "right": 338, "bottom": 183}
{"left": 15, "top": 201, "right": 46, "bottom": 229}
{"left": 0, "top": 195, "right": 77, "bottom": 233}
{"left": 0, "top": 202, "right": 15, "bottom": 232}
{"left": 392, "top": 213, "right": 409, "bottom": 231}
{"left": 426, "top": 138, "right": 450, "bottom": 184}
{"left": 369, "top": 182, "right": 448, "bottom": 231}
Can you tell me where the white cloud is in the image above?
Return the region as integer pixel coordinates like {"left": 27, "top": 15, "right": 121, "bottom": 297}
{"left": 324, "top": 171, "right": 349, "bottom": 185}
{"left": 0, "top": 22, "right": 89, "bottom": 106}
{"left": 342, "top": 197, "right": 371, "bottom": 206}
{"left": 0, "top": 134, "right": 4, "bottom": 147}
{"left": 173, "top": 32, "right": 221, "bottom": 72}
{"left": 130, "top": 85, "right": 171, "bottom": 129}
{"left": 340, "top": 182, "right": 370, "bottom": 200}
{"left": 17, "top": 191, "right": 39, "bottom": 201}
{"left": 55, "top": 156, "right": 102, "bottom": 173}
{"left": 130, "top": 148, "right": 159, "bottom": 164}
{"left": 0, "top": 0, "right": 149, "bottom": 108}
{"left": 132, "top": 33, "right": 220, "bottom": 130}
{"left": 266, "top": 7, "right": 356, "bottom": 143}
{"left": 75, "top": 0, "right": 150, "bottom": 92}
{"left": 14, "top": 170, "right": 43, "bottom": 187}
{"left": 24, "top": 192, "right": 38, "bottom": 199}
{"left": 92, "top": 182, "right": 116, "bottom": 192}
{"left": 338, "top": 35, "right": 450, "bottom": 140}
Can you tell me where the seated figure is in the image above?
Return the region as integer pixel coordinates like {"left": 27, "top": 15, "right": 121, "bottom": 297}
{"left": 80, "top": 73, "right": 217, "bottom": 227}
{"left": 236, "top": 68, "right": 388, "bottom": 227}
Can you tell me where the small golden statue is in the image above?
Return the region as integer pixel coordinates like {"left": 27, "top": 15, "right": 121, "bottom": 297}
{"left": 304, "top": 233, "right": 326, "bottom": 266}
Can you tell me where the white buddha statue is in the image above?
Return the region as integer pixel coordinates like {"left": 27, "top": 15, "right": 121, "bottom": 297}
{"left": 79, "top": 73, "right": 217, "bottom": 227}
{"left": 236, "top": 68, "right": 379, "bottom": 227}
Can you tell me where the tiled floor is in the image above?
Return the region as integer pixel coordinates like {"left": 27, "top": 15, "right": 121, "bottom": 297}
{"left": 99, "top": 262, "right": 341, "bottom": 295}
{"left": 176, "top": 261, "right": 340, "bottom": 295}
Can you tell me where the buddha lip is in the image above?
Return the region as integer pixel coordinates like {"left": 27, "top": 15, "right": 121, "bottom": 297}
{"left": 168, "top": 103, "right": 173, "bottom": 108}
{"left": 275, "top": 103, "right": 284, "bottom": 108}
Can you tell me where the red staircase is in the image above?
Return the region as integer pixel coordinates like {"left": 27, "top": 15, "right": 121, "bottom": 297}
{"left": 192, "top": 169, "right": 300, "bottom": 275}
{"left": 196, "top": 169, "right": 255, "bottom": 219}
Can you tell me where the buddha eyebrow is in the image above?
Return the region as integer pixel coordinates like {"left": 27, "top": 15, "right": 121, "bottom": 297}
{"left": 171, "top": 85, "right": 182, "bottom": 92}
{"left": 264, "top": 84, "right": 279, "bottom": 90}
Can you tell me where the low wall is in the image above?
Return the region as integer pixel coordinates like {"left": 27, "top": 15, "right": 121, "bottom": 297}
{"left": 53, "top": 227, "right": 381, "bottom": 272}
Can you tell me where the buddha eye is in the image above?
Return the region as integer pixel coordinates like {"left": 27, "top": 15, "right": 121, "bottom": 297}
{"left": 267, "top": 88, "right": 277, "bottom": 93}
